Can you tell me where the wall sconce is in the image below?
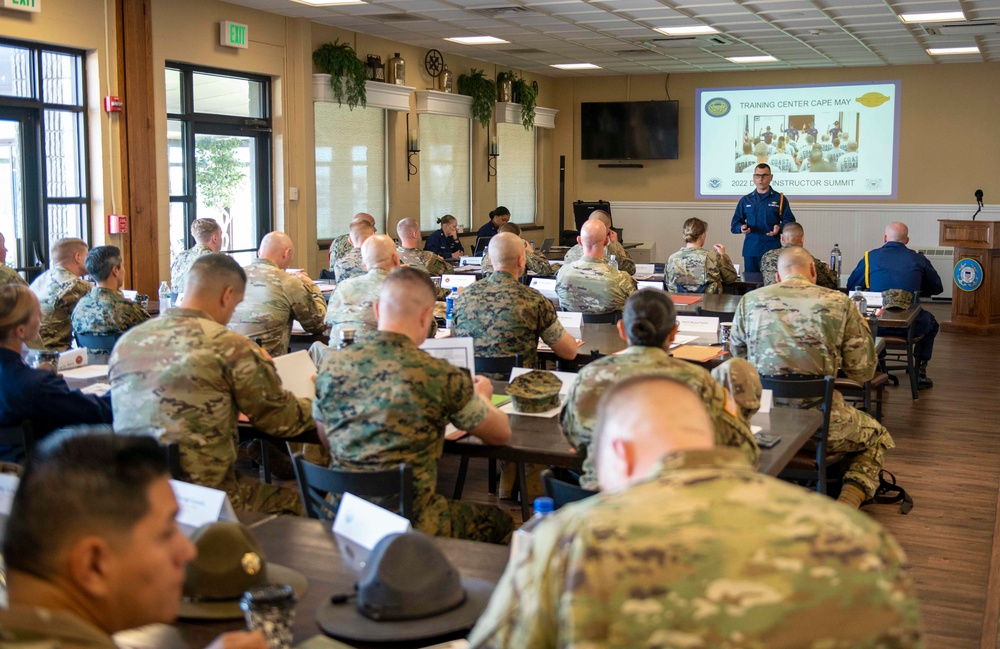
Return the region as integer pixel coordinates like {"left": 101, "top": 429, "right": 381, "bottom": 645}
{"left": 406, "top": 113, "right": 419, "bottom": 182}
{"left": 487, "top": 134, "right": 499, "bottom": 182}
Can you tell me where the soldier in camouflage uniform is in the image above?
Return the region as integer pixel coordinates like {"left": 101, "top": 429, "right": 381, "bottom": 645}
{"left": 480, "top": 223, "right": 554, "bottom": 277}
{"left": 170, "top": 218, "right": 221, "bottom": 291}
{"left": 228, "top": 232, "right": 327, "bottom": 357}
{"left": 469, "top": 375, "right": 922, "bottom": 648}
{"left": 664, "top": 217, "right": 738, "bottom": 293}
{"left": 555, "top": 220, "right": 635, "bottom": 314}
{"left": 396, "top": 217, "right": 452, "bottom": 276}
{"left": 325, "top": 235, "right": 399, "bottom": 343}
{"left": 314, "top": 267, "right": 514, "bottom": 544}
{"left": 29, "top": 238, "right": 91, "bottom": 351}
{"left": 731, "top": 247, "right": 895, "bottom": 508}
{"left": 329, "top": 212, "right": 375, "bottom": 271}
{"left": 561, "top": 210, "right": 636, "bottom": 276}
{"left": 334, "top": 219, "right": 376, "bottom": 282}
{"left": 759, "top": 222, "right": 839, "bottom": 289}
{"left": 561, "top": 289, "right": 758, "bottom": 489}
{"left": 71, "top": 246, "right": 150, "bottom": 356}
{"left": 0, "top": 233, "right": 27, "bottom": 288}
{"left": 109, "top": 254, "right": 313, "bottom": 515}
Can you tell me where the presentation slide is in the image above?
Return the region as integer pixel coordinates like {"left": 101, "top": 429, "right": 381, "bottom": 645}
{"left": 695, "top": 81, "right": 900, "bottom": 199}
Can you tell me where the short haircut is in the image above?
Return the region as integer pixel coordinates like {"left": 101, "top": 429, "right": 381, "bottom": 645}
{"left": 781, "top": 222, "right": 804, "bottom": 241}
{"left": 380, "top": 266, "right": 436, "bottom": 309}
{"left": 361, "top": 234, "right": 396, "bottom": 269}
{"left": 777, "top": 246, "right": 814, "bottom": 276}
{"left": 622, "top": 290, "right": 676, "bottom": 348}
{"left": 753, "top": 142, "right": 769, "bottom": 157}
{"left": 742, "top": 142, "right": 752, "bottom": 154}
{"left": 85, "top": 245, "right": 123, "bottom": 281}
{"left": 0, "top": 285, "right": 37, "bottom": 341}
{"left": 185, "top": 253, "right": 246, "bottom": 295}
{"left": 488, "top": 232, "right": 523, "bottom": 269}
{"left": 51, "top": 238, "right": 88, "bottom": 265}
{"left": 588, "top": 210, "right": 613, "bottom": 228}
{"left": 349, "top": 219, "right": 376, "bottom": 247}
{"left": 3, "top": 430, "right": 169, "bottom": 579}
{"left": 190, "top": 218, "right": 221, "bottom": 244}
{"left": 681, "top": 217, "right": 707, "bottom": 243}
{"left": 397, "top": 218, "right": 420, "bottom": 239}
{"left": 498, "top": 223, "right": 522, "bottom": 236}
{"left": 755, "top": 163, "right": 771, "bottom": 174}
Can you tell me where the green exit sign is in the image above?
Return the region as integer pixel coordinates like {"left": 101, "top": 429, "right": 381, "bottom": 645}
{"left": 220, "top": 21, "right": 248, "bottom": 50}
{"left": 3, "top": 0, "right": 41, "bottom": 13}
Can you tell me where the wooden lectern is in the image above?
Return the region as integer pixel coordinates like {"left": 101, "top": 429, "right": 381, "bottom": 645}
{"left": 939, "top": 220, "right": 1000, "bottom": 336}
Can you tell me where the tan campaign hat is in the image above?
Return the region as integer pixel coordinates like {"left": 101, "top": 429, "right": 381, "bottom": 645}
{"left": 507, "top": 370, "right": 562, "bottom": 413}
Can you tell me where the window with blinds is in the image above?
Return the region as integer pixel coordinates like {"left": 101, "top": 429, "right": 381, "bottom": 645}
{"left": 419, "top": 114, "right": 471, "bottom": 231}
{"left": 315, "top": 103, "right": 386, "bottom": 240}
{"left": 497, "top": 123, "right": 536, "bottom": 224}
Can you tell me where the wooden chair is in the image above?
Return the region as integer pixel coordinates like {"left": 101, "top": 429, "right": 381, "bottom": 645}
{"left": 582, "top": 311, "right": 620, "bottom": 324}
{"left": 880, "top": 328, "right": 923, "bottom": 401}
{"left": 541, "top": 469, "right": 597, "bottom": 509}
{"left": 762, "top": 375, "right": 844, "bottom": 496}
{"left": 74, "top": 332, "right": 120, "bottom": 353}
{"left": 291, "top": 452, "right": 413, "bottom": 522}
{"left": 0, "top": 421, "right": 34, "bottom": 465}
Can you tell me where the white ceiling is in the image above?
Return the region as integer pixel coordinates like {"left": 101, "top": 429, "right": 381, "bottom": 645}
{"left": 223, "top": 0, "right": 1000, "bottom": 75}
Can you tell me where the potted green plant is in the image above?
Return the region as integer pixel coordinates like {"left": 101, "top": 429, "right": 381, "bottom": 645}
{"left": 312, "top": 40, "right": 367, "bottom": 109}
{"left": 509, "top": 72, "right": 537, "bottom": 130}
{"left": 457, "top": 68, "right": 495, "bottom": 129}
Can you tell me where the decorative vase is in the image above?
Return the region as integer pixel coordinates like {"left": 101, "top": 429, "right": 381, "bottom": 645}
{"left": 498, "top": 75, "right": 512, "bottom": 102}
{"left": 439, "top": 65, "right": 453, "bottom": 93}
{"left": 387, "top": 52, "right": 405, "bottom": 86}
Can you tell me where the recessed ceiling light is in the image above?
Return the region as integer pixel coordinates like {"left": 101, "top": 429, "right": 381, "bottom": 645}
{"left": 444, "top": 36, "right": 510, "bottom": 45}
{"left": 899, "top": 11, "right": 965, "bottom": 23}
{"left": 726, "top": 55, "right": 779, "bottom": 63}
{"left": 927, "top": 46, "right": 980, "bottom": 55}
{"left": 654, "top": 25, "right": 718, "bottom": 36}
{"left": 551, "top": 63, "right": 602, "bottom": 70}
{"left": 291, "top": 0, "right": 366, "bottom": 5}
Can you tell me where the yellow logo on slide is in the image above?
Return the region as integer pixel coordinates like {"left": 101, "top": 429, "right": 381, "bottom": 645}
{"left": 855, "top": 92, "right": 891, "bottom": 107}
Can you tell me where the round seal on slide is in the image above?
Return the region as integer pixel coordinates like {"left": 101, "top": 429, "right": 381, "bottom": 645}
{"left": 953, "top": 258, "right": 983, "bottom": 292}
{"left": 704, "top": 97, "right": 730, "bottom": 117}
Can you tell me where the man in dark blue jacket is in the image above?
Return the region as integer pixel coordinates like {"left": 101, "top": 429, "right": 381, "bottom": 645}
{"left": 846, "top": 222, "right": 943, "bottom": 388}
{"left": 730, "top": 164, "right": 796, "bottom": 273}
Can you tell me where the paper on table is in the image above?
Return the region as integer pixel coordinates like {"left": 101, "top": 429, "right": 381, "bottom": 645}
{"left": 758, "top": 389, "right": 773, "bottom": 413}
{"left": 80, "top": 382, "right": 111, "bottom": 397}
{"left": 637, "top": 280, "right": 663, "bottom": 290}
{"left": 61, "top": 365, "right": 110, "bottom": 380}
{"left": 272, "top": 350, "right": 318, "bottom": 400}
{"left": 670, "top": 294, "right": 703, "bottom": 305}
{"left": 669, "top": 334, "right": 699, "bottom": 348}
{"left": 434, "top": 327, "right": 452, "bottom": 338}
{"left": 671, "top": 345, "right": 723, "bottom": 362}
{"left": 420, "top": 337, "right": 475, "bottom": 376}
{"left": 444, "top": 424, "right": 468, "bottom": 441}
{"left": 317, "top": 284, "right": 337, "bottom": 293}
{"left": 676, "top": 315, "right": 719, "bottom": 333}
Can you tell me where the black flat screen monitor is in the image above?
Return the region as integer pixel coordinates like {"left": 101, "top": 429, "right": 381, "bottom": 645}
{"left": 581, "top": 100, "right": 679, "bottom": 160}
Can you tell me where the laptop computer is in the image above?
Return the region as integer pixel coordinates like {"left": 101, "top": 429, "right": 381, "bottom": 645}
{"left": 540, "top": 237, "right": 555, "bottom": 253}
{"left": 473, "top": 236, "right": 492, "bottom": 257}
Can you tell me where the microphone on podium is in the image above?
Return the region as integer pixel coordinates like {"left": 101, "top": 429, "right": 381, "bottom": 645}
{"left": 973, "top": 189, "right": 984, "bottom": 221}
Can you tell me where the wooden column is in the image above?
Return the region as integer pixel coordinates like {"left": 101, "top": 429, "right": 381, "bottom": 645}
{"left": 116, "top": 0, "right": 159, "bottom": 297}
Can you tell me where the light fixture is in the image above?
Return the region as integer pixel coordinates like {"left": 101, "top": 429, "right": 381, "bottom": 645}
{"left": 444, "top": 36, "right": 509, "bottom": 45}
{"left": 726, "top": 55, "right": 779, "bottom": 63}
{"left": 551, "top": 63, "right": 602, "bottom": 70}
{"left": 654, "top": 25, "right": 718, "bottom": 36}
{"left": 899, "top": 11, "right": 966, "bottom": 23}
{"left": 291, "top": 0, "right": 367, "bottom": 5}
{"left": 927, "top": 46, "right": 980, "bottom": 55}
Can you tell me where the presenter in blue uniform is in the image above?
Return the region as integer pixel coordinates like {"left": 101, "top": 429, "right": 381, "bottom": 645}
{"left": 424, "top": 214, "right": 465, "bottom": 259}
{"left": 730, "top": 163, "right": 796, "bottom": 273}
{"left": 846, "top": 221, "right": 942, "bottom": 389}
{"left": 476, "top": 206, "right": 511, "bottom": 239}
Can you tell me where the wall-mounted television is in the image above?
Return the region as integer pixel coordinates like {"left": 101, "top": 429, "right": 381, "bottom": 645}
{"left": 581, "top": 100, "right": 679, "bottom": 160}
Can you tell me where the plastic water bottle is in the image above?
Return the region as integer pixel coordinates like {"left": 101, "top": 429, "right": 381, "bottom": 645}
{"left": 157, "top": 281, "right": 171, "bottom": 310}
{"left": 511, "top": 497, "right": 555, "bottom": 560}
{"left": 829, "top": 244, "right": 842, "bottom": 277}
{"left": 609, "top": 254, "right": 619, "bottom": 270}
{"left": 850, "top": 287, "right": 868, "bottom": 315}
{"left": 445, "top": 287, "right": 458, "bottom": 329}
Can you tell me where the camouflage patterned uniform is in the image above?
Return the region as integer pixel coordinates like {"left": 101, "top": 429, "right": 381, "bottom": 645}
{"left": 328, "top": 233, "right": 354, "bottom": 270}
{"left": 333, "top": 248, "right": 366, "bottom": 282}
{"left": 664, "top": 246, "right": 737, "bottom": 293}
{"left": 561, "top": 347, "right": 759, "bottom": 489}
{"left": 314, "top": 330, "right": 514, "bottom": 544}
{"left": 730, "top": 274, "right": 894, "bottom": 498}
{"left": 0, "top": 265, "right": 26, "bottom": 287}
{"left": 555, "top": 257, "right": 636, "bottom": 314}
{"left": 0, "top": 606, "right": 118, "bottom": 648}
{"left": 109, "top": 308, "right": 313, "bottom": 515}
{"left": 562, "top": 241, "right": 636, "bottom": 276}
{"left": 467, "top": 448, "right": 922, "bottom": 648}
{"left": 71, "top": 287, "right": 151, "bottom": 356}
{"left": 398, "top": 246, "right": 452, "bottom": 277}
{"left": 29, "top": 266, "right": 91, "bottom": 351}
{"left": 760, "top": 243, "right": 839, "bottom": 289}
{"left": 324, "top": 267, "right": 389, "bottom": 342}
{"left": 452, "top": 271, "right": 566, "bottom": 379}
{"left": 228, "top": 258, "right": 328, "bottom": 357}
{"left": 481, "top": 249, "right": 554, "bottom": 277}
{"left": 170, "top": 243, "right": 213, "bottom": 291}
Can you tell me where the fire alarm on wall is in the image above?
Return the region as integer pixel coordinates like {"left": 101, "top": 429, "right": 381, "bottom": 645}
{"left": 103, "top": 96, "right": 123, "bottom": 113}
{"left": 108, "top": 214, "right": 128, "bottom": 234}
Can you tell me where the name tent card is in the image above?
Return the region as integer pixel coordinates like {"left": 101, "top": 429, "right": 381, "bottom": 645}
{"left": 556, "top": 312, "right": 583, "bottom": 331}
{"left": 529, "top": 277, "right": 557, "bottom": 299}
{"left": 637, "top": 281, "right": 664, "bottom": 290}
{"left": 332, "top": 492, "right": 411, "bottom": 550}
{"left": 633, "top": 263, "right": 656, "bottom": 276}
{"left": 440, "top": 274, "right": 477, "bottom": 290}
{"left": 676, "top": 316, "right": 719, "bottom": 333}
{"left": 58, "top": 347, "right": 88, "bottom": 370}
{"left": 170, "top": 480, "right": 238, "bottom": 531}
{"left": 459, "top": 256, "right": 483, "bottom": 267}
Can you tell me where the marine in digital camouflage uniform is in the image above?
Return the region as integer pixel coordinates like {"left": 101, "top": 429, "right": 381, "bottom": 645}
{"left": 30, "top": 266, "right": 91, "bottom": 351}
{"left": 228, "top": 258, "right": 327, "bottom": 357}
{"left": 561, "top": 239, "right": 636, "bottom": 276}
{"left": 467, "top": 447, "right": 922, "bottom": 648}
{"left": 561, "top": 347, "right": 759, "bottom": 489}
{"left": 397, "top": 246, "right": 451, "bottom": 277}
{"left": 315, "top": 330, "right": 513, "bottom": 543}
{"left": 109, "top": 307, "right": 313, "bottom": 515}
{"left": 71, "top": 287, "right": 151, "bottom": 355}
{"left": 169, "top": 243, "right": 213, "bottom": 292}
{"left": 555, "top": 256, "right": 635, "bottom": 314}
{"left": 328, "top": 233, "right": 354, "bottom": 270}
{"left": 325, "top": 267, "right": 390, "bottom": 342}
{"left": 333, "top": 248, "right": 367, "bottom": 283}
{"left": 481, "top": 248, "right": 554, "bottom": 277}
{"left": 760, "top": 242, "right": 838, "bottom": 289}
{"left": 664, "top": 246, "right": 738, "bottom": 293}
{"left": 731, "top": 265, "right": 894, "bottom": 502}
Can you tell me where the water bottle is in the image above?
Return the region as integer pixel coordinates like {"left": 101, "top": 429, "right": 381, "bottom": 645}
{"left": 511, "top": 497, "right": 555, "bottom": 560}
{"left": 829, "top": 244, "right": 842, "bottom": 277}
{"left": 157, "top": 281, "right": 171, "bottom": 310}
{"left": 850, "top": 287, "right": 868, "bottom": 315}
{"left": 445, "top": 287, "right": 457, "bottom": 329}
{"left": 609, "top": 254, "right": 619, "bottom": 270}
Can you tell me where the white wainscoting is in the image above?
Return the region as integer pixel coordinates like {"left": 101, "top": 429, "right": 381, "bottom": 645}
{"left": 611, "top": 201, "right": 998, "bottom": 275}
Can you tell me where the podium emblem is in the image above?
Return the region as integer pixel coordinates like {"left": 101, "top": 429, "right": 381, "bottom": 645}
{"left": 954, "top": 258, "right": 983, "bottom": 292}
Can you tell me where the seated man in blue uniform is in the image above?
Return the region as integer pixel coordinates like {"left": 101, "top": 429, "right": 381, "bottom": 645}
{"left": 847, "top": 221, "right": 943, "bottom": 389}
{"left": 730, "top": 163, "right": 796, "bottom": 273}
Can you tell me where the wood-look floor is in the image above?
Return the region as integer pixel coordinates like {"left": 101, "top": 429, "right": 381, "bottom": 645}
{"left": 437, "top": 302, "right": 1000, "bottom": 649}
